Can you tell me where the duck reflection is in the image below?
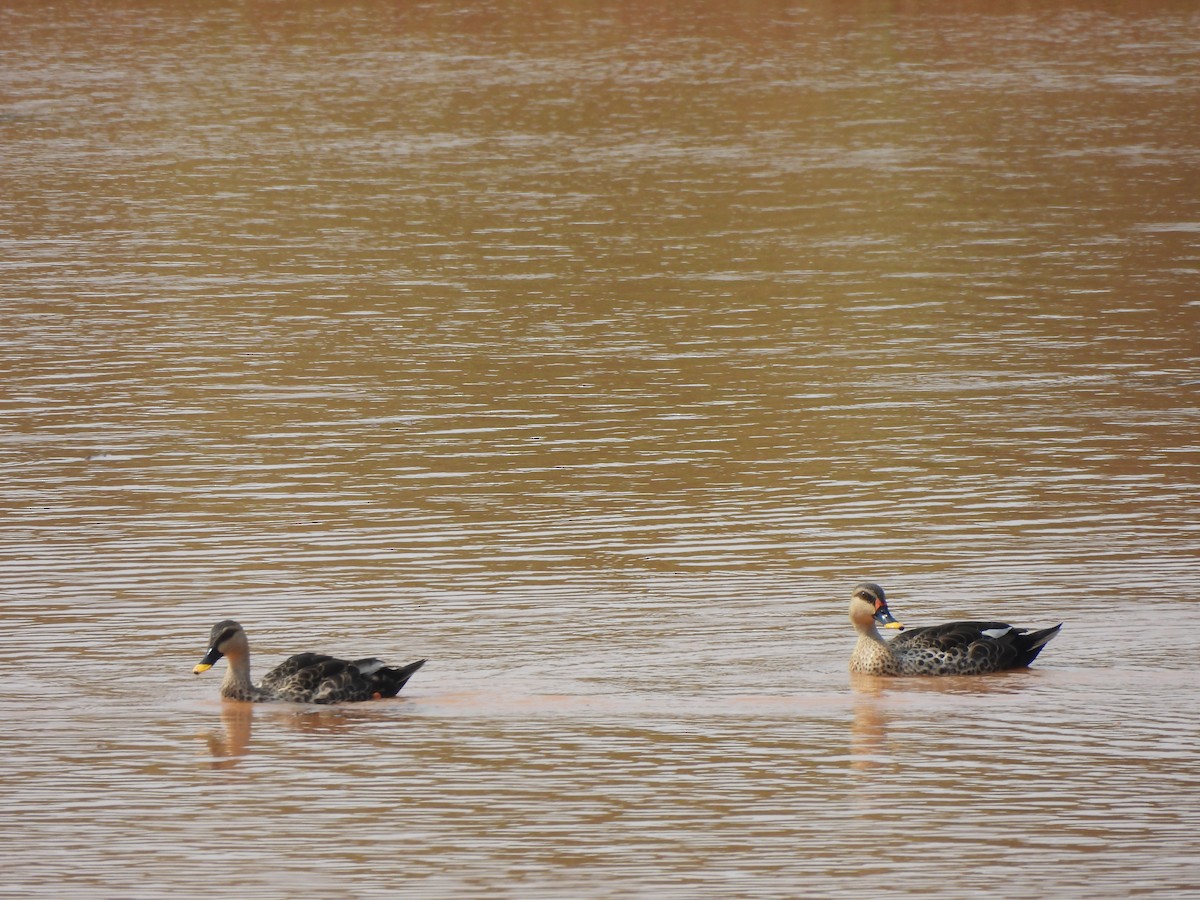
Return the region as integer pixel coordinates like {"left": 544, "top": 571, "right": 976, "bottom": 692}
{"left": 849, "top": 672, "right": 893, "bottom": 773}
{"left": 848, "top": 669, "right": 1043, "bottom": 772}
{"left": 855, "top": 669, "right": 1044, "bottom": 698}
{"left": 201, "top": 700, "right": 394, "bottom": 768}
{"left": 204, "top": 702, "right": 254, "bottom": 769}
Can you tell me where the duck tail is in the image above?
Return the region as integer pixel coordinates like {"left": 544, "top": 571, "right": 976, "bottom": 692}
{"left": 1020, "top": 623, "right": 1063, "bottom": 665}
{"left": 371, "top": 658, "right": 427, "bottom": 697}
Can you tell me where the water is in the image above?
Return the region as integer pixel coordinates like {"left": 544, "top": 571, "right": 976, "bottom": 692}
{"left": 2, "top": 1, "right": 1199, "bottom": 896}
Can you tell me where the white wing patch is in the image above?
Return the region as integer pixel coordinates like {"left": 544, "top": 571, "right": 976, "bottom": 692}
{"left": 980, "top": 627, "right": 1013, "bottom": 640}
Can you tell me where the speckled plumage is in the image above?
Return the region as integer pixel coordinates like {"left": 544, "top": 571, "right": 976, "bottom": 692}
{"left": 194, "top": 620, "right": 426, "bottom": 703}
{"left": 847, "top": 583, "right": 1061, "bottom": 676}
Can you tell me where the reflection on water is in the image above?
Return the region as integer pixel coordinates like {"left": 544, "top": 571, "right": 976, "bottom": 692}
{"left": 202, "top": 700, "right": 423, "bottom": 768}
{"left": 1, "top": 0, "right": 1199, "bottom": 896}
{"left": 848, "top": 670, "right": 1050, "bottom": 774}
{"left": 203, "top": 702, "right": 254, "bottom": 768}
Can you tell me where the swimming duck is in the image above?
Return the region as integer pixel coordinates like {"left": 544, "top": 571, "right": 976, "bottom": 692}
{"left": 848, "top": 582, "right": 1061, "bottom": 676}
{"left": 193, "top": 620, "right": 426, "bottom": 703}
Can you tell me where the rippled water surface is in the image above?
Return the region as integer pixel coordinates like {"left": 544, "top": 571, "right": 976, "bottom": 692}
{"left": 2, "top": 1, "right": 1199, "bottom": 896}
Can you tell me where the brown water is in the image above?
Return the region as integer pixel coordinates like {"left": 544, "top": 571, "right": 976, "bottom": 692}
{"left": 2, "top": 1, "right": 1199, "bottom": 896}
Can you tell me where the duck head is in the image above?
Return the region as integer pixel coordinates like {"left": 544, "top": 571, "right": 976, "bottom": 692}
{"left": 849, "top": 582, "right": 904, "bottom": 630}
{"left": 194, "top": 620, "right": 248, "bottom": 674}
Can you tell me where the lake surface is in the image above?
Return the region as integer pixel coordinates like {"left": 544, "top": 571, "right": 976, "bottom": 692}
{"left": 2, "top": 1, "right": 1198, "bottom": 896}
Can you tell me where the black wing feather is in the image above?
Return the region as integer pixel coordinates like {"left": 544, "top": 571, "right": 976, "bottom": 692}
{"left": 891, "top": 621, "right": 1062, "bottom": 672}
{"left": 260, "top": 652, "right": 426, "bottom": 703}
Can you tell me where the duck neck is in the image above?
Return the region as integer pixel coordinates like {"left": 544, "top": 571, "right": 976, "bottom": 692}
{"left": 852, "top": 616, "right": 888, "bottom": 647}
{"left": 220, "top": 651, "right": 258, "bottom": 701}
{"left": 850, "top": 616, "right": 899, "bottom": 675}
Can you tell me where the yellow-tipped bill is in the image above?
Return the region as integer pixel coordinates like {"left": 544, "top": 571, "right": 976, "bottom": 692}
{"left": 873, "top": 601, "right": 904, "bottom": 631}
{"left": 194, "top": 645, "right": 223, "bottom": 675}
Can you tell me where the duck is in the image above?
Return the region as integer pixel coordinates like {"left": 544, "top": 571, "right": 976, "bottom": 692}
{"left": 848, "top": 582, "right": 1061, "bottom": 676}
{"left": 193, "top": 620, "right": 426, "bottom": 703}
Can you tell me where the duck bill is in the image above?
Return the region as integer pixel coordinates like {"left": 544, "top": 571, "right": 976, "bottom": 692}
{"left": 874, "top": 604, "right": 904, "bottom": 631}
{"left": 193, "top": 647, "right": 223, "bottom": 675}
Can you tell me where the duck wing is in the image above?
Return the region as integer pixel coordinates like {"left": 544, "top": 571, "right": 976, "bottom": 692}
{"left": 260, "top": 653, "right": 427, "bottom": 703}
{"left": 258, "top": 653, "right": 357, "bottom": 702}
{"left": 259, "top": 653, "right": 337, "bottom": 690}
{"left": 891, "top": 621, "right": 1062, "bottom": 671}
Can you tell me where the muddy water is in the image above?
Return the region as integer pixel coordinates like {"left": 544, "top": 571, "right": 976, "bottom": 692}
{"left": 1, "top": 1, "right": 1198, "bottom": 896}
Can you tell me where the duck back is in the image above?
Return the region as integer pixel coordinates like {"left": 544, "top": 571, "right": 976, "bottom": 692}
{"left": 260, "top": 654, "right": 427, "bottom": 703}
{"left": 889, "top": 621, "right": 1062, "bottom": 675}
